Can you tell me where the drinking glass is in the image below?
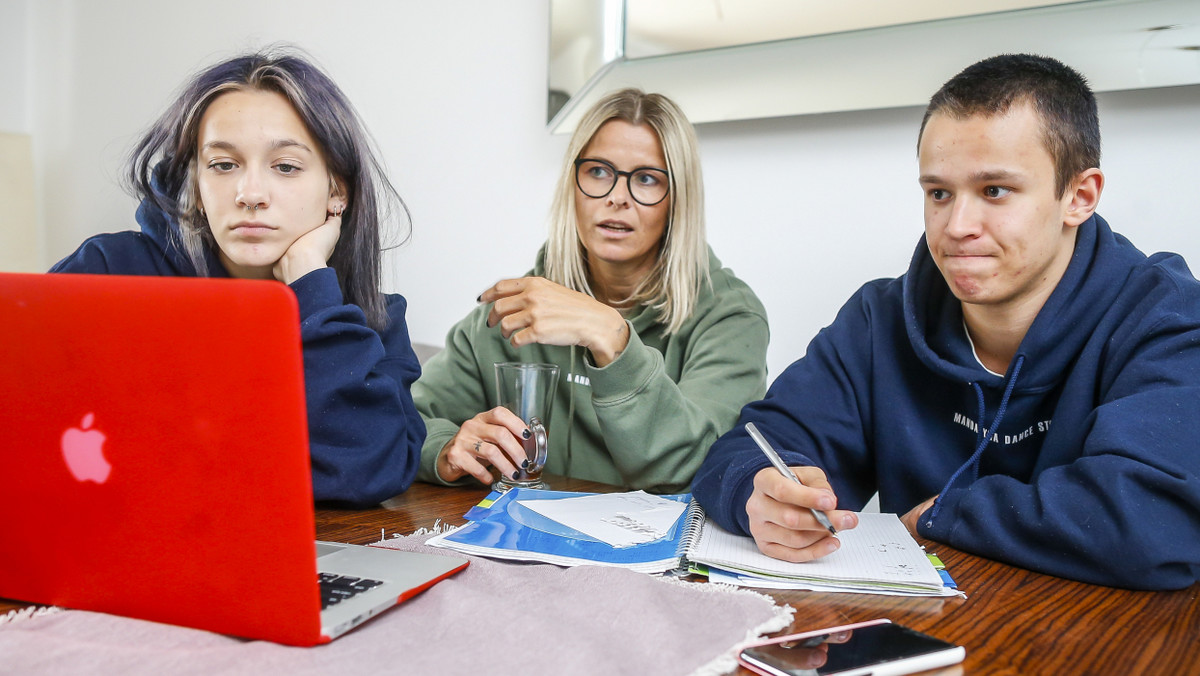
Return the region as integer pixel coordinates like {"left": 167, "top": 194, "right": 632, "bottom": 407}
{"left": 492, "top": 362, "right": 559, "bottom": 491}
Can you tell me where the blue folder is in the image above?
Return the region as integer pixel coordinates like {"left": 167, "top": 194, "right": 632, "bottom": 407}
{"left": 430, "top": 488, "right": 698, "bottom": 573}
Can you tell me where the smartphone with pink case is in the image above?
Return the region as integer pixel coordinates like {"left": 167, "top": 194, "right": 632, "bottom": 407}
{"left": 739, "top": 619, "right": 964, "bottom": 676}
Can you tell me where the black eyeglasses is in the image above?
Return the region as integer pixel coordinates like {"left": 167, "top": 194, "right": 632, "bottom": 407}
{"left": 574, "top": 158, "right": 670, "bottom": 206}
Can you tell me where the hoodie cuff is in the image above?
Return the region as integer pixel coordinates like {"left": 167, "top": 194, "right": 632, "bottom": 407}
{"left": 919, "top": 486, "right": 966, "bottom": 542}
{"left": 416, "top": 418, "right": 478, "bottom": 487}
{"left": 585, "top": 322, "right": 655, "bottom": 403}
{"left": 728, "top": 456, "right": 773, "bottom": 535}
{"left": 735, "top": 449, "right": 818, "bottom": 533}
{"left": 289, "top": 267, "right": 343, "bottom": 321}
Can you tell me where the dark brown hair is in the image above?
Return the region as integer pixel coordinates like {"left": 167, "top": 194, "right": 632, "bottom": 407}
{"left": 918, "top": 54, "right": 1101, "bottom": 198}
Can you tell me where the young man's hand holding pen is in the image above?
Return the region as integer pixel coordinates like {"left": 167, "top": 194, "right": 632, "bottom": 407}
{"left": 744, "top": 423, "right": 859, "bottom": 563}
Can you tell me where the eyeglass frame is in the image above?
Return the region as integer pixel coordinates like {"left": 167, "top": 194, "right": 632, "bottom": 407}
{"left": 573, "top": 158, "right": 671, "bottom": 206}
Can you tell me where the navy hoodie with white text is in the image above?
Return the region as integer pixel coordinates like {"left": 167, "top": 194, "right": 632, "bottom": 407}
{"left": 693, "top": 214, "right": 1200, "bottom": 590}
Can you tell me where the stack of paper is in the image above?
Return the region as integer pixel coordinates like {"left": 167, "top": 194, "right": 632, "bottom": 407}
{"left": 426, "top": 488, "right": 694, "bottom": 574}
{"left": 686, "top": 513, "right": 959, "bottom": 597}
{"left": 517, "top": 491, "right": 687, "bottom": 548}
{"left": 428, "top": 489, "right": 961, "bottom": 597}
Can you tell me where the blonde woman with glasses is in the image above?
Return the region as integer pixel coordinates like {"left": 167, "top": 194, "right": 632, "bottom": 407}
{"left": 414, "top": 88, "right": 768, "bottom": 494}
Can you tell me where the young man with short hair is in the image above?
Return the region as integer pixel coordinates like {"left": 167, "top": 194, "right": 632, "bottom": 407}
{"left": 693, "top": 54, "right": 1200, "bottom": 590}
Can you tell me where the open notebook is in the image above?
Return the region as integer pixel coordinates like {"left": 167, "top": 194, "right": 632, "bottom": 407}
{"left": 427, "top": 488, "right": 956, "bottom": 596}
{"left": 685, "top": 515, "right": 955, "bottom": 596}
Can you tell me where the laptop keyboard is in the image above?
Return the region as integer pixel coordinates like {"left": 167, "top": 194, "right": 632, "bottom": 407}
{"left": 318, "top": 572, "right": 386, "bottom": 610}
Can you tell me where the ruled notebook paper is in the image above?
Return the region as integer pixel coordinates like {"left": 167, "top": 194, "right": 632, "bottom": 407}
{"left": 686, "top": 512, "right": 948, "bottom": 594}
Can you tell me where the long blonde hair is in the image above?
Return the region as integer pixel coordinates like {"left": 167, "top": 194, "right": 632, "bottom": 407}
{"left": 545, "top": 89, "right": 708, "bottom": 335}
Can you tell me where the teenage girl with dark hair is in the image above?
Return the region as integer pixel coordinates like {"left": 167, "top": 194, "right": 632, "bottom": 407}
{"left": 53, "top": 47, "right": 421, "bottom": 506}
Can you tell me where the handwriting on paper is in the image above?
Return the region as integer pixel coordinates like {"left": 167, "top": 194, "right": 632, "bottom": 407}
{"left": 517, "top": 491, "right": 686, "bottom": 548}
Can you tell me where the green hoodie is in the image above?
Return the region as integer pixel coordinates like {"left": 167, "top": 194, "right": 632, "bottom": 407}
{"left": 414, "top": 246, "right": 768, "bottom": 494}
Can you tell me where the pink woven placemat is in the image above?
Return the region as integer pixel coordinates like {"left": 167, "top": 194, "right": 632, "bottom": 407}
{"left": 0, "top": 531, "right": 791, "bottom": 675}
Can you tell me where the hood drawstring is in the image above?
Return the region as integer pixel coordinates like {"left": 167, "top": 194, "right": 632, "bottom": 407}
{"left": 927, "top": 355, "right": 1026, "bottom": 526}
{"left": 565, "top": 345, "right": 576, "bottom": 475}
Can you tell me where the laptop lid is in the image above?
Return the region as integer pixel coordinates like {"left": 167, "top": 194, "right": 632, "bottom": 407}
{"left": 0, "top": 272, "right": 463, "bottom": 646}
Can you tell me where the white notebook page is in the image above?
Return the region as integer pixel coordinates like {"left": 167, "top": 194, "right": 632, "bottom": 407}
{"left": 687, "top": 512, "right": 944, "bottom": 590}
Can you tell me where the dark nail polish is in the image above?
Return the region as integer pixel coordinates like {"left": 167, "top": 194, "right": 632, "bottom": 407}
{"left": 512, "top": 470, "right": 521, "bottom": 480}
{"left": 521, "top": 459, "right": 530, "bottom": 469}
{"left": 476, "top": 294, "right": 482, "bottom": 303}
{"left": 522, "top": 428, "right": 531, "bottom": 439}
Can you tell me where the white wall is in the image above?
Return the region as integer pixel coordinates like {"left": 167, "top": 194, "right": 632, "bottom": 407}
{"left": 701, "top": 84, "right": 1200, "bottom": 375}
{"left": 13, "top": 0, "right": 1200, "bottom": 379}
{"left": 0, "top": 1, "right": 32, "bottom": 134}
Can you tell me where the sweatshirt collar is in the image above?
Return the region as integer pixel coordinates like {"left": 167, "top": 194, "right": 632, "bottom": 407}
{"left": 904, "top": 214, "right": 1127, "bottom": 392}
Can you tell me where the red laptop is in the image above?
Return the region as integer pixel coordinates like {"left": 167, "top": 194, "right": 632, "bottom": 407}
{"left": 0, "top": 272, "right": 466, "bottom": 646}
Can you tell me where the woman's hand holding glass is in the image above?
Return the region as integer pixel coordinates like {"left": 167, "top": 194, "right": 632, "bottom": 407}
{"left": 480, "top": 276, "right": 630, "bottom": 367}
{"left": 436, "top": 406, "right": 532, "bottom": 485}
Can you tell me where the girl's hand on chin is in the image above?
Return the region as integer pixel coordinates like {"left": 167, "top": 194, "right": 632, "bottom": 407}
{"left": 273, "top": 211, "right": 343, "bottom": 284}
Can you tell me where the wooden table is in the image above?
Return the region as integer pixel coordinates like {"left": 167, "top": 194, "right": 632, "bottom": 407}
{"left": 4, "top": 475, "right": 1197, "bottom": 673}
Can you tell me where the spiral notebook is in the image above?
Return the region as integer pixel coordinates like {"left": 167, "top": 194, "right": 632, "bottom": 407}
{"left": 426, "top": 489, "right": 955, "bottom": 595}
{"left": 427, "top": 489, "right": 696, "bottom": 574}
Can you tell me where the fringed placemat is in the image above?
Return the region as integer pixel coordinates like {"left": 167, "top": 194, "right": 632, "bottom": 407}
{"left": 0, "top": 528, "right": 791, "bottom": 675}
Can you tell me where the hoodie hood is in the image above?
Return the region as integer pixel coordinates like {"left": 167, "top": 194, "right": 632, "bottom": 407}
{"left": 903, "top": 214, "right": 1140, "bottom": 392}
{"left": 904, "top": 214, "right": 1149, "bottom": 518}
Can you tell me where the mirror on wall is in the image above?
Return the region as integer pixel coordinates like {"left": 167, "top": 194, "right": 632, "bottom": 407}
{"left": 548, "top": 0, "right": 1200, "bottom": 133}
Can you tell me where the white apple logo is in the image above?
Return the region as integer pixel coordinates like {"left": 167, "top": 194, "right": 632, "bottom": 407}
{"left": 61, "top": 413, "right": 112, "bottom": 483}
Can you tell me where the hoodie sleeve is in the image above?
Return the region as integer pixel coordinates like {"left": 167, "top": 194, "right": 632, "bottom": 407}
{"left": 585, "top": 304, "right": 769, "bottom": 494}
{"left": 412, "top": 305, "right": 495, "bottom": 487}
{"left": 692, "top": 285, "right": 879, "bottom": 535}
{"left": 49, "top": 232, "right": 180, "bottom": 276}
{"left": 921, "top": 265, "right": 1200, "bottom": 590}
{"left": 291, "top": 268, "right": 425, "bottom": 506}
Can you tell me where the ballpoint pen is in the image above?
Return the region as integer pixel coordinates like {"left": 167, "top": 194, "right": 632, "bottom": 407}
{"left": 745, "top": 422, "right": 837, "bottom": 535}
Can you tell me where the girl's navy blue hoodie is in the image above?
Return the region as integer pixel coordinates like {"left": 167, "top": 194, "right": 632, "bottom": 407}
{"left": 694, "top": 214, "right": 1200, "bottom": 590}
{"left": 51, "top": 196, "right": 424, "bottom": 507}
